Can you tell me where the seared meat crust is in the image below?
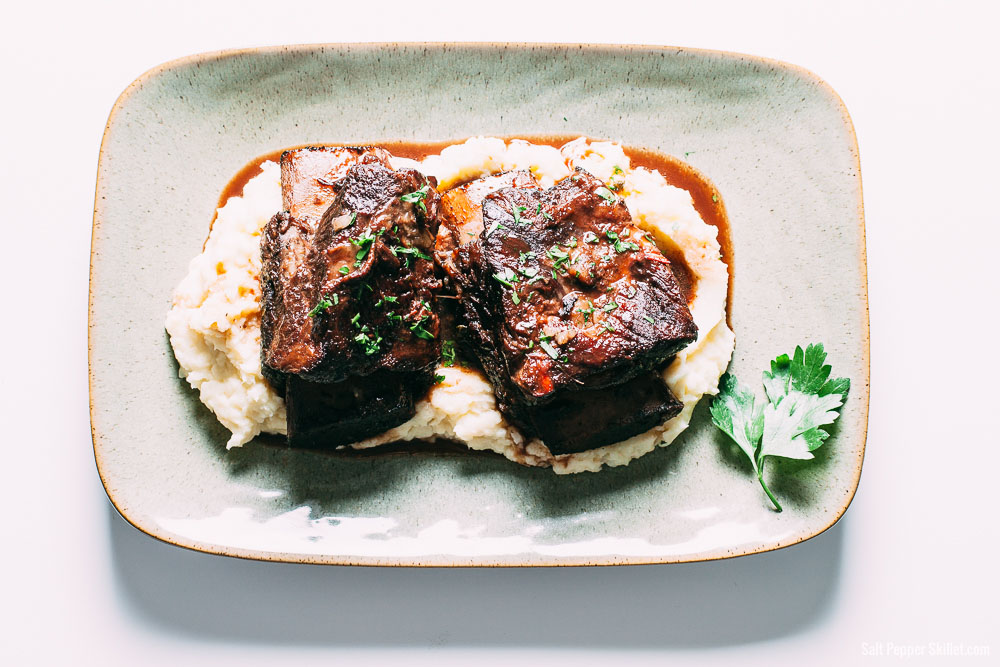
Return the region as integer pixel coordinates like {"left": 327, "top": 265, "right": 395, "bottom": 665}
{"left": 436, "top": 168, "right": 697, "bottom": 453}
{"left": 260, "top": 146, "right": 442, "bottom": 447}
{"left": 473, "top": 169, "right": 697, "bottom": 403}
{"left": 262, "top": 154, "right": 442, "bottom": 382}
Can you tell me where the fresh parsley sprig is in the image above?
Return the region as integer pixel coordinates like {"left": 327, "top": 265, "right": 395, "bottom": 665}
{"left": 710, "top": 343, "right": 850, "bottom": 512}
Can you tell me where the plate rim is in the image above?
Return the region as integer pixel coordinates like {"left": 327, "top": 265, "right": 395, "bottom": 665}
{"left": 89, "top": 41, "right": 870, "bottom": 567}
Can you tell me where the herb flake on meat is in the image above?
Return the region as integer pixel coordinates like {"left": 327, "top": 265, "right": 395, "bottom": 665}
{"left": 307, "top": 295, "right": 334, "bottom": 318}
{"left": 400, "top": 185, "right": 431, "bottom": 214}
{"left": 441, "top": 340, "right": 457, "bottom": 367}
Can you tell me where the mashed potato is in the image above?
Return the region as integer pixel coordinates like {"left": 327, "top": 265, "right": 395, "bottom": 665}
{"left": 165, "top": 138, "right": 734, "bottom": 473}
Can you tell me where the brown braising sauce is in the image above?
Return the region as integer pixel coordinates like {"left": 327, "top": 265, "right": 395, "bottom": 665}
{"left": 215, "top": 136, "right": 732, "bottom": 317}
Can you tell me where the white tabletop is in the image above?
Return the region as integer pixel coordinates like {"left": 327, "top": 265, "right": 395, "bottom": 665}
{"left": 3, "top": 1, "right": 998, "bottom": 665}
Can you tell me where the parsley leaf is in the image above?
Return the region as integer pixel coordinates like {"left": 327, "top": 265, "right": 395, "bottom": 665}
{"left": 605, "top": 229, "right": 640, "bottom": 253}
{"left": 351, "top": 229, "right": 379, "bottom": 265}
{"left": 709, "top": 374, "right": 765, "bottom": 472}
{"left": 307, "top": 294, "right": 334, "bottom": 318}
{"left": 441, "top": 340, "right": 456, "bottom": 367}
{"left": 512, "top": 205, "right": 528, "bottom": 225}
{"left": 400, "top": 185, "right": 431, "bottom": 214}
{"left": 710, "top": 343, "right": 850, "bottom": 511}
{"left": 493, "top": 268, "right": 519, "bottom": 289}
{"left": 546, "top": 245, "right": 571, "bottom": 274}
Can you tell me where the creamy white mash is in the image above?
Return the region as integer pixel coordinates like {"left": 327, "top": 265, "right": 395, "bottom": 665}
{"left": 165, "top": 138, "right": 735, "bottom": 473}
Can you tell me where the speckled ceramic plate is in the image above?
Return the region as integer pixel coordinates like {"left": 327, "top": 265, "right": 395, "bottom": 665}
{"left": 90, "top": 43, "right": 868, "bottom": 566}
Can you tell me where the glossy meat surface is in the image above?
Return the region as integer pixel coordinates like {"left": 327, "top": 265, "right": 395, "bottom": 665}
{"left": 436, "top": 168, "right": 696, "bottom": 454}
{"left": 475, "top": 169, "right": 697, "bottom": 402}
{"left": 262, "top": 152, "right": 442, "bottom": 382}
{"left": 261, "top": 147, "right": 393, "bottom": 378}
{"left": 260, "top": 146, "right": 442, "bottom": 449}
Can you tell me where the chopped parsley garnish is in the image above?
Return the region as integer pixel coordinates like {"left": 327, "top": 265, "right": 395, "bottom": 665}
{"left": 486, "top": 222, "right": 506, "bottom": 237}
{"left": 406, "top": 302, "right": 436, "bottom": 340}
{"left": 541, "top": 209, "right": 554, "bottom": 221}
{"left": 400, "top": 185, "right": 431, "bottom": 214}
{"left": 583, "top": 231, "right": 600, "bottom": 244}
{"left": 518, "top": 266, "right": 541, "bottom": 282}
{"left": 602, "top": 321, "right": 617, "bottom": 333}
{"left": 349, "top": 311, "right": 382, "bottom": 356}
{"left": 603, "top": 301, "right": 619, "bottom": 312}
{"left": 712, "top": 194, "right": 719, "bottom": 203}
{"left": 710, "top": 343, "right": 850, "bottom": 512}
{"left": 519, "top": 250, "right": 537, "bottom": 263}
{"left": 410, "top": 323, "right": 435, "bottom": 340}
{"left": 307, "top": 294, "right": 334, "bottom": 318}
{"left": 441, "top": 340, "right": 456, "bottom": 367}
{"left": 595, "top": 186, "right": 617, "bottom": 203}
{"left": 494, "top": 269, "right": 525, "bottom": 301}
{"left": 390, "top": 244, "right": 432, "bottom": 268}
{"left": 351, "top": 229, "right": 380, "bottom": 265}
{"left": 563, "top": 236, "right": 578, "bottom": 248}
{"left": 608, "top": 165, "right": 626, "bottom": 191}
{"left": 353, "top": 329, "right": 382, "bottom": 356}
{"left": 539, "top": 338, "right": 560, "bottom": 360}
{"left": 339, "top": 266, "right": 350, "bottom": 275}
{"left": 374, "top": 295, "right": 399, "bottom": 308}
{"left": 434, "top": 373, "right": 446, "bottom": 384}
{"left": 605, "top": 230, "right": 640, "bottom": 253}
{"left": 643, "top": 315, "right": 655, "bottom": 324}
{"left": 512, "top": 205, "right": 528, "bottom": 225}
{"left": 576, "top": 301, "right": 595, "bottom": 323}
{"left": 546, "top": 246, "right": 571, "bottom": 273}
{"left": 493, "top": 268, "right": 519, "bottom": 289}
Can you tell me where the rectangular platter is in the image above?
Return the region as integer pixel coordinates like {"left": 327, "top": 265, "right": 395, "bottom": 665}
{"left": 90, "top": 43, "right": 869, "bottom": 566}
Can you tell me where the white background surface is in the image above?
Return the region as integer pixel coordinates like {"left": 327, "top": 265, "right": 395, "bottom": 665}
{"left": 3, "top": 1, "right": 998, "bottom": 665}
